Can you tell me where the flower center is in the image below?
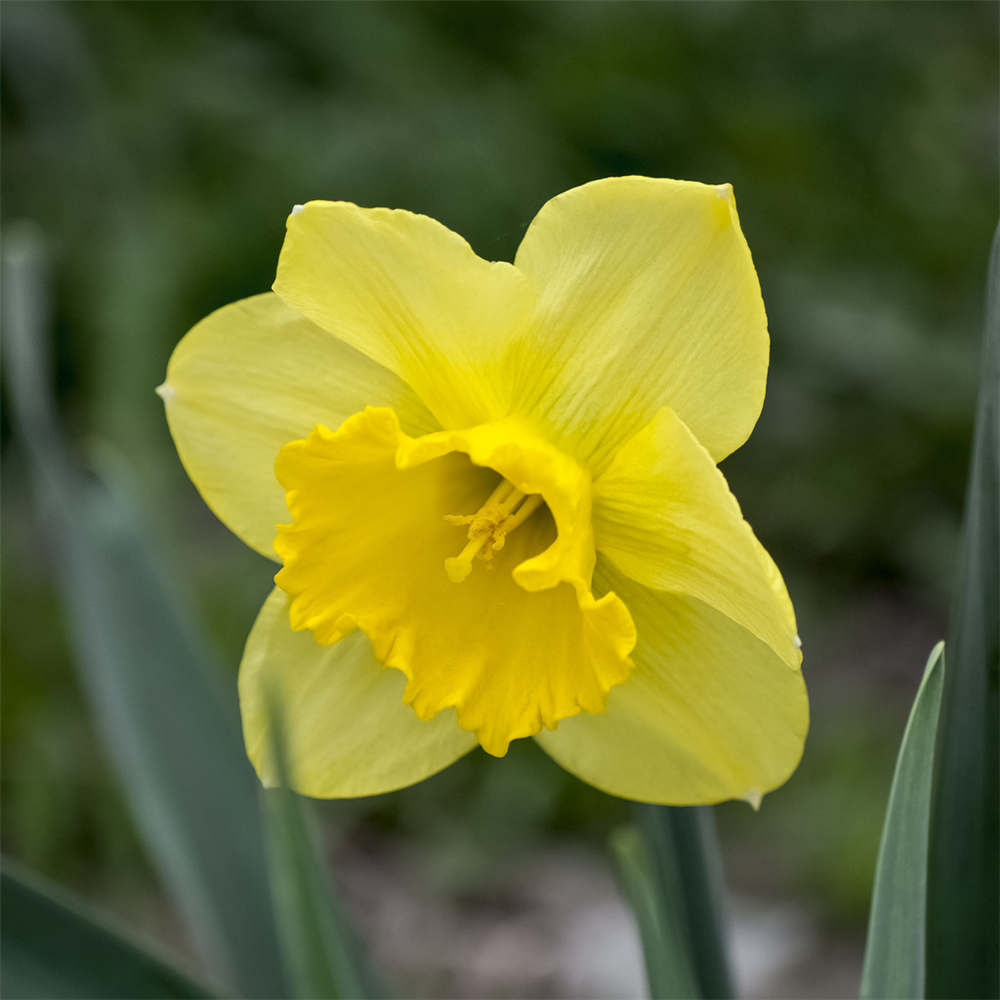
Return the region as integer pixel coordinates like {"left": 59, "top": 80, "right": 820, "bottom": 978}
{"left": 444, "top": 479, "right": 545, "bottom": 582}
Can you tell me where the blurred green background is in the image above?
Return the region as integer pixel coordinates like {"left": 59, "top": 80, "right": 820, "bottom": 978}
{"left": 2, "top": 2, "right": 996, "bottom": 996}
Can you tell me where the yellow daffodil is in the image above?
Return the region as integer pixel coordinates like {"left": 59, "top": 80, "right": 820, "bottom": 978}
{"left": 159, "top": 176, "right": 807, "bottom": 806}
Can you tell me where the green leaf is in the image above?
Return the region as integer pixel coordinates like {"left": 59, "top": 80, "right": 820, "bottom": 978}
{"left": 1, "top": 858, "right": 213, "bottom": 999}
{"left": 261, "top": 688, "right": 378, "bottom": 999}
{"left": 860, "top": 641, "right": 945, "bottom": 999}
{"left": 2, "top": 225, "right": 286, "bottom": 996}
{"left": 612, "top": 806, "right": 733, "bottom": 999}
{"left": 925, "top": 226, "right": 1000, "bottom": 998}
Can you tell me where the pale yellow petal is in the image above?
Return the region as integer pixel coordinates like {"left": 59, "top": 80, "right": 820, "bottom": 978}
{"left": 513, "top": 176, "right": 768, "bottom": 470}
{"left": 160, "top": 293, "right": 436, "bottom": 558}
{"left": 272, "top": 202, "right": 534, "bottom": 431}
{"left": 239, "top": 588, "right": 476, "bottom": 797}
{"left": 273, "top": 407, "right": 635, "bottom": 757}
{"left": 535, "top": 560, "right": 808, "bottom": 805}
{"left": 593, "top": 407, "right": 800, "bottom": 667}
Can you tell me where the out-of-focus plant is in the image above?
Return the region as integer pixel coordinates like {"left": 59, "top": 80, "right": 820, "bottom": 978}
{"left": 1, "top": 227, "right": 373, "bottom": 999}
{"left": 2, "top": 859, "right": 211, "bottom": 1000}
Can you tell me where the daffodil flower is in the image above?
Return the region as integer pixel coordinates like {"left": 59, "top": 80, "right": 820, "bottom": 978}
{"left": 159, "top": 177, "right": 807, "bottom": 806}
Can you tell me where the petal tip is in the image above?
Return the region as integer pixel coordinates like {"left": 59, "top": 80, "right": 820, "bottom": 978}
{"left": 793, "top": 633, "right": 803, "bottom": 650}
{"left": 711, "top": 182, "right": 741, "bottom": 230}
{"left": 744, "top": 788, "right": 763, "bottom": 811}
{"left": 155, "top": 381, "right": 175, "bottom": 403}
{"left": 290, "top": 203, "right": 305, "bottom": 216}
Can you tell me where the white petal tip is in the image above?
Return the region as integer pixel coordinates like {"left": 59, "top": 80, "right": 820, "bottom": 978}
{"left": 715, "top": 183, "right": 733, "bottom": 199}
{"left": 290, "top": 204, "right": 305, "bottom": 216}
{"left": 155, "top": 381, "right": 175, "bottom": 403}
{"left": 744, "top": 788, "right": 763, "bottom": 811}
{"left": 793, "top": 634, "right": 802, "bottom": 650}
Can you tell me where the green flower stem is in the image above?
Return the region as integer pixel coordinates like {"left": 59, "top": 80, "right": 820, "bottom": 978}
{"left": 613, "top": 805, "right": 734, "bottom": 999}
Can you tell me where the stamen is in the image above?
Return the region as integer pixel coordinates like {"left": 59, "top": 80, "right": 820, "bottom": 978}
{"left": 445, "top": 532, "right": 495, "bottom": 583}
{"left": 502, "top": 493, "right": 544, "bottom": 533}
{"left": 444, "top": 479, "right": 544, "bottom": 583}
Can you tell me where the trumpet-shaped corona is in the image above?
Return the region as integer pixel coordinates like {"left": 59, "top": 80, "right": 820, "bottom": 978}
{"left": 159, "top": 176, "right": 808, "bottom": 804}
{"left": 272, "top": 409, "right": 635, "bottom": 757}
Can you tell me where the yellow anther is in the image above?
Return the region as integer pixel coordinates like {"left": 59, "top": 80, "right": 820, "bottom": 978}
{"left": 444, "top": 479, "right": 543, "bottom": 583}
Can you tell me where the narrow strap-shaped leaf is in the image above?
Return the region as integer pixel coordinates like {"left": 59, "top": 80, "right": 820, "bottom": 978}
{"left": 1, "top": 859, "right": 214, "bottom": 1000}
{"left": 262, "top": 686, "right": 379, "bottom": 999}
{"left": 860, "top": 641, "right": 945, "bottom": 999}
{"left": 2, "top": 225, "right": 286, "bottom": 996}
{"left": 925, "top": 226, "right": 1000, "bottom": 998}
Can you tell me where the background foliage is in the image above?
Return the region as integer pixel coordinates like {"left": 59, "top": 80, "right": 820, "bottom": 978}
{"left": 3, "top": 3, "right": 996, "bottom": 995}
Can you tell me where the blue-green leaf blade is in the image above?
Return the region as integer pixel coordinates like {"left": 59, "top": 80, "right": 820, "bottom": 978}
{"left": 925, "top": 226, "right": 1000, "bottom": 998}
{"left": 860, "top": 641, "right": 945, "bottom": 999}
{"left": 1, "top": 859, "right": 214, "bottom": 1000}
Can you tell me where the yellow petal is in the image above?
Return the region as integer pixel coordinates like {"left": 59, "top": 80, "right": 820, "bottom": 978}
{"left": 513, "top": 177, "right": 768, "bottom": 471}
{"left": 535, "top": 560, "right": 808, "bottom": 805}
{"left": 273, "top": 407, "right": 635, "bottom": 757}
{"left": 272, "top": 201, "right": 534, "bottom": 431}
{"left": 160, "top": 293, "right": 436, "bottom": 558}
{"left": 239, "top": 588, "right": 476, "bottom": 797}
{"left": 593, "top": 407, "right": 800, "bottom": 668}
